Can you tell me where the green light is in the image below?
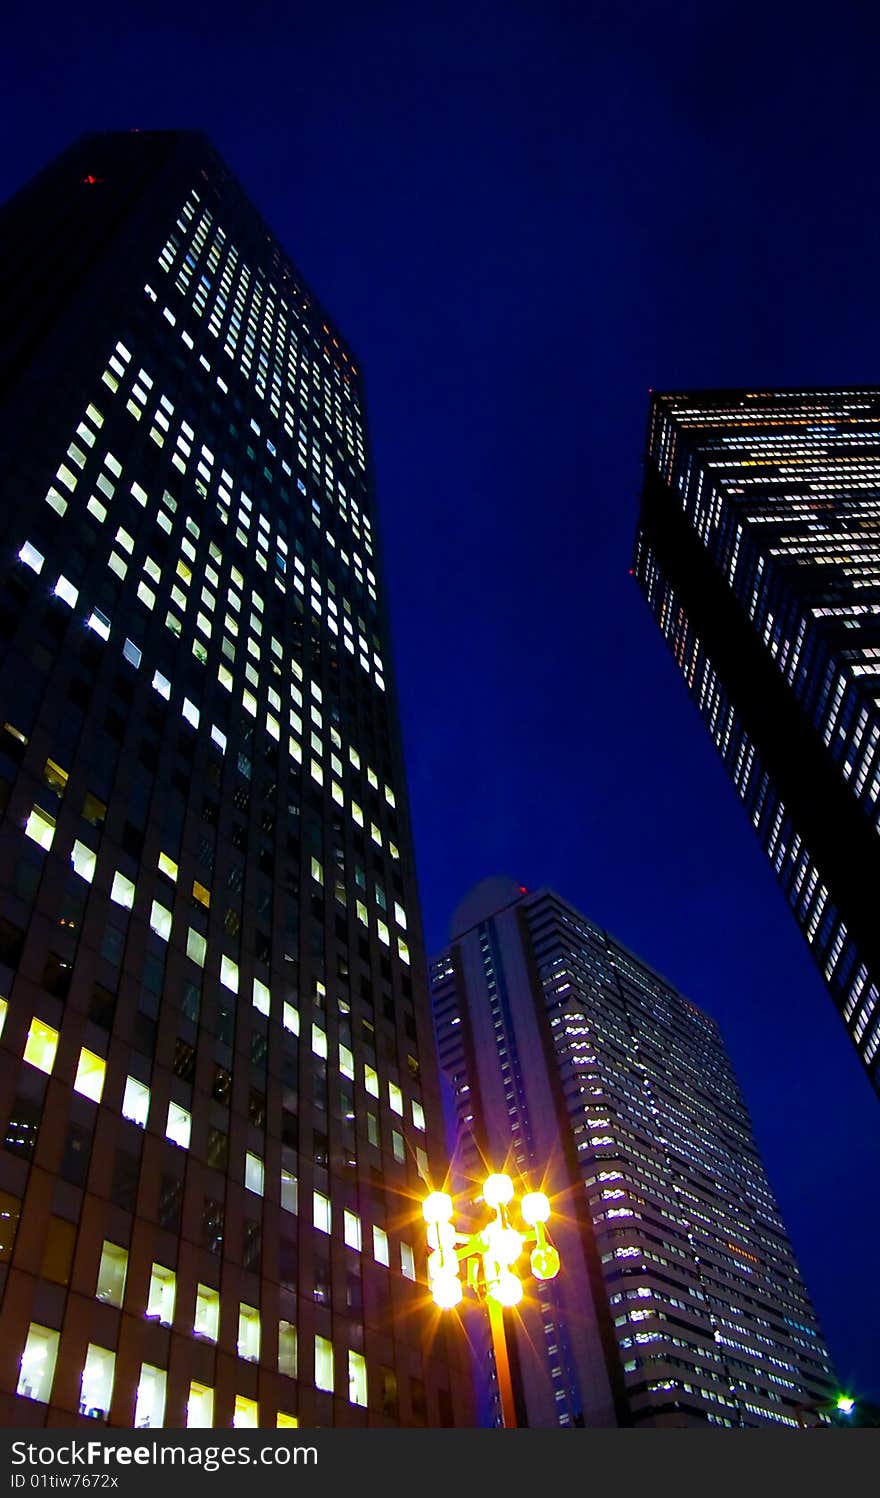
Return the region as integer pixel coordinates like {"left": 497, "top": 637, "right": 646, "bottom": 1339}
{"left": 836, "top": 1394, "right": 855, "bottom": 1416}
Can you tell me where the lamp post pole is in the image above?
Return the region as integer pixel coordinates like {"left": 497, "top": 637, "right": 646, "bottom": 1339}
{"left": 422, "top": 1172, "right": 562, "bottom": 1430}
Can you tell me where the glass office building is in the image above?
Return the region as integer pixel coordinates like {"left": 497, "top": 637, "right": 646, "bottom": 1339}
{"left": 634, "top": 388, "right": 880, "bottom": 1097}
{"left": 0, "top": 130, "right": 468, "bottom": 1427}
{"left": 430, "top": 878, "right": 836, "bottom": 1427}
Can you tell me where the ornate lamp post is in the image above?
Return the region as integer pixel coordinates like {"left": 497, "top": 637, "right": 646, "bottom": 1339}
{"left": 422, "top": 1172, "right": 562, "bottom": 1429}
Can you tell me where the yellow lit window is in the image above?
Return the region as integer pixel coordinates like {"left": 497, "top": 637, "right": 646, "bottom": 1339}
{"left": 233, "top": 1394, "right": 258, "bottom": 1428}
{"left": 134, "top": 1363, "right": 166, "bottom": 1428}
{"left": 348, "top": 1350, "right": 367, "bottom": 1407}
{"left": 96, "top": 1242, "right": 128, "bottom": 1306}
{"left": 186, "top": 1381, "right": 213, "bottom": 1427}
{"left": 279, "top": 1321, "right": 298, "bottom": 1377}
{"left": 43, "top": 759, "right": 68, "bottom": 794}
{"left": 158, "top": 851, "right": 178, "bottom": 881}
{"left": 314, "top": 1335, "right": 334, "bottom": 1394}
{"left": 24, "top": 806, "right": 56, "bottom": 851}
{"left": 0, "top": 998, "right": 7, "bottom": 1041}
{"left": 237, "top": 1304, "right": 260, "bottom": 1363}
{"left": 192, "top": 880, "right": 211, "bottom": 909}
{"left": 313, "top": 1191, "right": 331, "bottom": 1234}
{"left": 186, "top": 927, "right": 206, "bottom": 966}
{"left": 364, "top": 1064, "right": 379, "bottom": 1098}
{"left": 277, "top": 1413, "right": 298, "bottom": 1428}
{"left": 23, "top": 1019, "right": 59, "bottom": 1075}
{"left": 146, "top": 1264, "right": 176, "bottom": 1325}
{"left": 73, "top": 1048, "right": 106, "bottom": 1103}
{"left": 344, "top": 1210, "right": 361, "bottom": 1252}
{"left": 165, "top": 1103, "right": 191, "bottom": 1150}
{"left": 17, "top": 1324, "right": 59, "bottom": 1403}
{"left": 80, "top": 1344, "right": 115, "bottom": 1419}
{"left": 194, "top": 1284, "right": 220, "bottom": 1341}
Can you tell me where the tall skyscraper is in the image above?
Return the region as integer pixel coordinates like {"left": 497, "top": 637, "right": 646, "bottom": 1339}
{"left": 633, "top": 388, "right": 880, "bottom": 1097}
{"left": 429, "top": 878, "right": 836, "bottom": 1428}
{"left": 0, "top": 131, "right": 470, "bottom": 1428}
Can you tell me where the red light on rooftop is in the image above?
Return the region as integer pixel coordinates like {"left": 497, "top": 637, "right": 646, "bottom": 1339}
{"left": 519, "top": 885, "right": 528, "bottom": 894}
{"left": 81, "top": 174, "right": 99, "bottom": 185}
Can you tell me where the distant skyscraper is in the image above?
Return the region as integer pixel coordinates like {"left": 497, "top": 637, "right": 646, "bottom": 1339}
{"left": 0, "top": 131, "right": 469, "bottom": 1428}
{"left": 633, "top": 388, "right": 880, "bottom": 1097}
{"left": 429, "top": 878, "right": 836, "bottom": 1428}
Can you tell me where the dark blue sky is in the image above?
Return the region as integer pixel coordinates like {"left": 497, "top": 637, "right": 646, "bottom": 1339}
{"left": 3, "top": 0, "right": 878, "bottom": 1405}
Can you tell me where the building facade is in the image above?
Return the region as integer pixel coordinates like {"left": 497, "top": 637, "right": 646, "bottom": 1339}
{"left": 633, "top": 388, "right": 880, "bottom": 1097}
{"left": 0, "top": 131, "right": 470, "bottom": 1428}
{"left": 429, "top": 878, "right": 836, "bottom": 1428}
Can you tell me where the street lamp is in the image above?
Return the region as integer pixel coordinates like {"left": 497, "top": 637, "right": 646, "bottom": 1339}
{"left": 422, "top": 1173, "right": 562, "bottom": 1428}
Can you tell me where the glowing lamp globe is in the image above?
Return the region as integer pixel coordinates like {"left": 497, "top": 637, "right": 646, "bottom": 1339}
{"left": 488, "top": 1270, "right": 523, "bottom": 1308}
{"left": 521, "top": 1191, "right": 551, "bottom": 1226}
{"left": 427, "top": 1219, "right": 458, "bottom": 1253}
{"left": 483, "top": 1173, "right": 514, "bottom": 1208}
{"left": 423, "top": 1191, "right": 454, "bottom": 1225}
{"left": 836, "top": 1395, "right": 855, "bottom": 1416}
{"left": 431, "top": 1272, "right": 463, "bottom": 1309}
{"left": 486, "top": 1225, "right": 523, "bottom": 1267}
{"left": 530, "top": 1243, "right": 561, "bottom": 1281}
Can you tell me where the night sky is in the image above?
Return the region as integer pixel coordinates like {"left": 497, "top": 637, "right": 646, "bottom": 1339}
{"left": 3, "top": 0, "right": 878, "bottom": 1405}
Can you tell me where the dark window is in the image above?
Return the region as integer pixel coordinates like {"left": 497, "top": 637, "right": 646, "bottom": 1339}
{"left": 158, "top": 1172, "right": 183, "bottom": 1232}
{"left": 0, "top": 917, "right": 25, "bottom": 969}
{"left": 111, "top": 1148, "right": 140, "bottom": 1211}
{"left": 242, "top": 1218, "right": 262, "bottom": 1272}
{"left": 202, "top": 1197, "right": 224, "bottom": 1255}
{"left": 206, "top": 1128, "right": 228, "bottom": 1170}
{"left": 42, "top": 952, "right": 73, "bottom": 1000}
{"left": 212, "top": 1066, "right": 232, "bottom": 1106}
{"left": 41, "top": 1216, "right": 76, "bottom": 1285}
{"left": 3, "top": 1093, "right": 41, "bottom": 1159}
{"left": 173, "top": 1038, "right": 196, "bottom": 1083}
{"left": 60, "top": 1120, "right": 93, "bottom": 1188}
{"left": 381, "top": 1367, "right": 398, "bottom": 1419}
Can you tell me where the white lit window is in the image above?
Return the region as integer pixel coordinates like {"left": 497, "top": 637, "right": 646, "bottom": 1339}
{"left": 313, "top": 1190, "right": 331, "bottom": 1234}
{"left": 220, "top": 954, "right": 239, "bottom": 992}
{"left": 252, "top": 977, "right": 270, "bottom": 1015}
{"left": 80, "top": 1344, "right": 115, "bottom": 1419}
{"left": 71, "top": 840, "right": 97, "bottom": 882}
{"left": 364, "top": 1064, "right": 379, "bottom": 1098}
{"left": 311, "top": 1024, "right": 327, "bottom": 1058}
{"left": 283, "top": 1002, "right": 300, "bottom": 1035}
{"left": 19, "top": 541, "right": 44, "bottom": 573}
{"left": 412, "top": 1100, "right": 426, "bottom": 1131}
{"left": 149, "top": 901, "right": 172, "bottom": 941}
{"left": 388, "top": 1082, "right": 403, "bottom": 1115}
{"left": 110, "top": 871, "right": 135, "bottom": 909}
{"left": 281, "top": 1171, "right": 298, "bottom": 1214}
{"left": 24, "top": 806, "right": 56, "bottom": 851}
{"left": 165, "top": 1103, "right": 191, "bottom": 1150}
{"left": 146, "top": 1264, "right": 176, "bottom": 1326}
{"left": 245, "top": 1152, "right": 264, "bottom": 1196}
{"left": 121, "top": 1075, "right": 150, "bottom": 1128}
{"left": 54, "top": 575, "right": 78, "bottom": 608}
{"left": 373, "top": 1226, "right": 389, "bottom": 1266}
{"left": 17, "top": 1324, "right": 59, "bottom": 1403}
{"left": 73, "top": 1048, "right": 106, "bottom": 1103}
